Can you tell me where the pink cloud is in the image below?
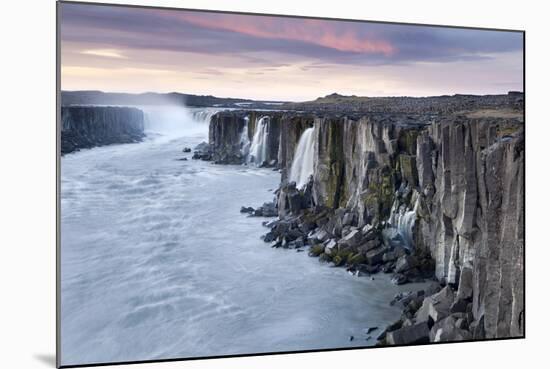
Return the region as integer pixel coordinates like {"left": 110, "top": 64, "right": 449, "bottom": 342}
{"left": 168, "top": 12, "right": 395, "bottom": 55}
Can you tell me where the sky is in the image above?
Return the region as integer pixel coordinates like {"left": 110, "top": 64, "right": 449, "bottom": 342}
{"left": 60, "top": 2, "right": 524, "bottom": 102}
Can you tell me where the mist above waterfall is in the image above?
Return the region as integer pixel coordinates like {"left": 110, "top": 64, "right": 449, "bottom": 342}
{"left": 140, "top": 105, "right": 218, "bottom": 140}
{"left": 289, "top": 127, "right": 315, "bottom": 189}
{"left": 248, "top": 116, "right": 270, "bottom": 165}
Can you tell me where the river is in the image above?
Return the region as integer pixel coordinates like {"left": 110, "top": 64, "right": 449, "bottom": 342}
{"left": 60, "top": 106, "right": 421, "bottom": 366}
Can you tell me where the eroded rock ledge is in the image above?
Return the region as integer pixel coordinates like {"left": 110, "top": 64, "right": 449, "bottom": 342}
{"left": 204, "top": 103, "right": 524, "bottom": 345}
{"left": 61, "top": 106, "right": 145, "bottom": 154}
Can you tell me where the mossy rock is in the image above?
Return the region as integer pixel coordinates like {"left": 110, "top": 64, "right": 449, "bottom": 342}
{"left": 347, "top": 253, "right": 366, "bottom": 266}
{"left": 309, "top": 244, "right": 326, "bottom": 257}
{"left": 333, "top": 255, "right": 345, "bottom": 266}
{"left": 336, "top": 248, "right": 353, "bottom": 261}
{"left": 319, "top": 253, "right": 332, "bottom": 263}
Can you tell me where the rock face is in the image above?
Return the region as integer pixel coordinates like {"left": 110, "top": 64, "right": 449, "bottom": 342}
{"left": 61, "top": 106, "right": 145, "bottom": 154}
{"left": 208, "top": 101, "right": 524, "bottom": 341}
{"left": 208, "top": 110, "right": 282, "bottom": 165}
{"left": 280, "top": 113, "right": 524, "bottom": 340}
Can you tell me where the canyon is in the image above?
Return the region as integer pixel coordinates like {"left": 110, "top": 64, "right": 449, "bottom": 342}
{"left": 200, "top": 93, "right": 525, "bottom": 344}
{"left": 60, "top": 92, "right": 524, "bottom": 359}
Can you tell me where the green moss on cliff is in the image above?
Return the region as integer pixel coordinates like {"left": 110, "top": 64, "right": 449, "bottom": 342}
{"left": 362, "top": 165, "right": 396, "bottom": 224}
{"left": 398, "top": 129, "right": 419, "bottom": 155}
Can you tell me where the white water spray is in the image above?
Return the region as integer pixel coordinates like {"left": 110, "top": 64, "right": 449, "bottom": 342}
{"left": 289, "top": 127, "right": 315, "bottom": 189}
{"left": 248, "top": 116, "right": 270, "bottom": 165}
{"left": 141, "top": 106, "right": 218, "bottom": 140}
{"left": 388, "top": 197, "right": 419, "bottom": 249}
{"left": 240, "top": 116, "right": 251, "bottom": 157}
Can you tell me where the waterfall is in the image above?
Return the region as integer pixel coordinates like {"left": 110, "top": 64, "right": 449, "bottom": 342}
{"left": 289, "top": 127, "right": 315, "bottom": 189}
{"left": 240, "top": 116, "right": 251, "bottom": 157}
{"left": 248, "top": 116, "right": 270, "bottom": 165}
{"left": 191, "top": 109, "right": 218, "bottom": 124}
{"left": 141, "top": 106, "right": 217, "bottom": 139}
{"left": 388, "top": 197, "right": 419, "bottom": 250}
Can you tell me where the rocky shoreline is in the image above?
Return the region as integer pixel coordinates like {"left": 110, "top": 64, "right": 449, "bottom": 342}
{"left": 195, "top": 93, "right": 524, "bottom": 346}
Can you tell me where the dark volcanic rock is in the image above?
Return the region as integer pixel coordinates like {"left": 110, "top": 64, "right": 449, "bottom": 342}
{"left": 61, "top": 106, "right": 145, "bottom": 154}
{"left": 385, "top": 322, "right": 430, "bottom": 345}
{"left": 207, "top": 95, "right": 524, "bottom": 341}
{"left": 240, "top": 206, "right": 255, "bottom": 214}
{"left": 192, "top": 141, "right": 213, "bottom": 160}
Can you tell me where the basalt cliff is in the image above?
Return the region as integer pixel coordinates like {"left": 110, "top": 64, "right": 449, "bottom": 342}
{"left": 197, "top": 93, "right": 524, "bottom": 345}
{"left": 61, "top": 106, "right": 145, "bottom": 154}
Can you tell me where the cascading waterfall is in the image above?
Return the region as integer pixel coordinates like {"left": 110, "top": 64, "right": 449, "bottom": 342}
{"left": 141, "top": 106, "right": 218, "bottom": 139}
{"left": 289, "top": 127, "right": 315, "bottom": 189}
{"left": 248, "top": 116, "right": 270, "bottom": 165}
{"left": 240, "top": 116, "right": 251, "bottom": 157}
{"left": 191, "top": 109, "right": 218, "bottom": 124}
{"left": 388, "top": 197, "right": 419, "bottom": 249}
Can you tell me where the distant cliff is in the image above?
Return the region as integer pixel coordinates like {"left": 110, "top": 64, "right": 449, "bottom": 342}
{"left": 61, "top": 106, "right": 145, "bottom": 154}
{"left": 61, "top": 90, "right": 287, "bottom": 109}
{"left": 205, "top": 104, "right": 524, "bottom": 344}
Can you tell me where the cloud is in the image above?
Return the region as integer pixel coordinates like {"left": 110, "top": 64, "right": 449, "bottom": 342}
{"left": 174, "top": 14, "right": 396, "bottom": 55}
{"left": 81, "top": 49, "right": 127, "bottom": 59}
{"left": 60, "top": 3, "right": 522, "bottom": 67}
{"left": 59, "top": 2, "right": 523, "bottom": 99}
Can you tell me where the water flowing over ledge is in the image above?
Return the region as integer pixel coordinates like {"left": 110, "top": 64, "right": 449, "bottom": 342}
{"left": 248, "top": 116, "right": 270, "bottom": 165}
{"left": 289, "top": 127, "right": 315, "bottom": 189}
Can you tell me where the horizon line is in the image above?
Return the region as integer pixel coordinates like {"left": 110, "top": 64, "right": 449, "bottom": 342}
{"left": 61, "top": 89, "right": 525, "bottom": 104}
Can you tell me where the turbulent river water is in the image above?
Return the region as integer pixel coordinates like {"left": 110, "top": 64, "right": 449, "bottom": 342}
{"left": 60, "top": 106, "right": 422, "bottom": 366}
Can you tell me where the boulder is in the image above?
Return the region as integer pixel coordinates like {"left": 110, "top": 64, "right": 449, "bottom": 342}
{"left": 194, "top": 141, "right": 210, "bottom": 152}
{"left": 395, "top": 255, "right": 418, "bottom": 273}
{"left": 385, "top": 322, "right": 430, "bottom": 345}
{"left": 357, "top": 264, "right": 380, "bottom": 274}
{"left": 391, "top": 273, "right": 408, "bottom": 285}
{"left": 383, "top": 247, "right": 406, "bottom": 263}
{"left": 347, "top": 253, "right": 366, "bottom": 266}
{"left": 340, "top": 229, "right": 362, "bottom": 247}
{"left": 431, "top": 316, "right": 472, "bottom": 342}
{"left": 324, "top": 239, "right": 338, "bottom": 255}
{"left": 263, "top": 231, "right": 277, "bottom": 243}
{"left": 240, "top": 206, "right": 255, "bottom": 214}
{"left": 381, "top": 262, "right": 395, "bottom": 273}
{"left": 415, "top": 285, "right": 455, "bottom": 324}
{"left": 365, "top": 247, "right": 386, "bottom": 265}
{"left": 308, "top": 229, "right": 329, "bottom": 243}
{"left": 358, "top": 238, "right": 381, "bottom": 254}
{"left": 318, "top": 254, "right": 332, "bottom": 263}
{"left": 309, "top": 244, "right": 325, "bottom": 257}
